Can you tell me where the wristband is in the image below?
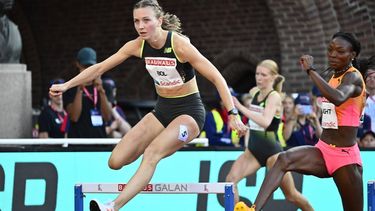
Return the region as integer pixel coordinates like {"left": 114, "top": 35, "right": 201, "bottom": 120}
{"left": 228, "top": 108, "right": 239, "bottom": 116}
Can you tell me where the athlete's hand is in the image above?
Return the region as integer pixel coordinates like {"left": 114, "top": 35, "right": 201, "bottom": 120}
{"left": 300, "top": 55, "right": 314, "bottom": 72}
{"left": 229, "top": 97, "right": 248, "bottom": 137}
{"left": 49, "top": 83, "right": 68, "bottom": 97}
{"left": 228, "top": 114, "right": 248, "bottom": 137}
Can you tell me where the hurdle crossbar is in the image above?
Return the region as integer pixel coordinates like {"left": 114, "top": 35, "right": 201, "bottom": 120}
{"left": 75, "top": 182, "right": 234, "bottom": 211}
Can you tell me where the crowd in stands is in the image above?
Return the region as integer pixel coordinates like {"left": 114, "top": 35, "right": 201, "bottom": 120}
{"left": 35, "top": 47, "right": 132, "bottom": 139}
{"left": 34, "top": 47, "right": 375, "bottom": 150}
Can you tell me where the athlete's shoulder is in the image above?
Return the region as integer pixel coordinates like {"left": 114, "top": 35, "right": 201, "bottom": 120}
{"left": 119, "top": 37, "right": 144, "bottom": 58}
{"left": 171, "top": 32, "right": 193, "bottom": 62}
{"left": 342, "top": 68, "right": 364, "bottom": 86}
{"left": 249, "top": 87, "right": 259, "bottom": 97}
{"left": 172, "top": 32, "right": 191, "bottom": 44}
{"left": 268, "top": 90, "right": 281, "bottom": 100}
{"left": 264, "top": 91, "right": 281, "bottom": 107}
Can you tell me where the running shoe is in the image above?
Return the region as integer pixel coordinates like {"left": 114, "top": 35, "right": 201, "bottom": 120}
{"left": 234, "top": 201, "right": 255, "bottom": 211}
{"left": 89, "top": 199, "right": 115, "bottom": 211}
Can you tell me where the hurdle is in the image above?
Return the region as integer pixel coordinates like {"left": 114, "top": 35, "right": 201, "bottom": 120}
{"left": 369, "top": 181, "right": 375, "bottom": 210}
{"left": 75, "top": 182, "right": 234, "bottom": 211}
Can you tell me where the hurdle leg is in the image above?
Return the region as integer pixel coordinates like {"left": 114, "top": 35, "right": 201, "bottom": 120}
{"left": 224, "top": 184, "right": 234, "bottom": 211}
{"left": 369, "top": 181, "right": 375, "bottom": 211}
{"left": 75, "top": 185, "right": 84, "bottom": 211}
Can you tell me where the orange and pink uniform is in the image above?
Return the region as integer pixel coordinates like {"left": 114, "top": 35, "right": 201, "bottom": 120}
{"left": 316, "top": 67, "right": 365, "bottom": 175}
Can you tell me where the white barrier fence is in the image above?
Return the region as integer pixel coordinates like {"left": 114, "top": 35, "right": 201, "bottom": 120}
{"left": 0, "top": 138, "right": 208, "bottom": 147}
{"left": 75, "top": 183, "right": 234, "bottom": 211}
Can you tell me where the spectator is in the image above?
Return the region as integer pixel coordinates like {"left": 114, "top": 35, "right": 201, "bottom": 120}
{"left": 284, "top": 93, "right": 322, "bottom": 147}
{"left": 38, "top": 78, "right": 69, "bottom": 138}
{"left": 357, "top": 113, "right": 371, "bottom": 140}
{"left": 63, "top": 47, "right": 112, "bottom": 138}
{"left": 103, "top": 78, "right": 132, "bottom": 138}
{"left": 200, "top": 87, "right": 241, "bottom": 147}
{"left": 364, "top": 56, "right": 375, "bottom": 132}
{"left": 310, "top": 85, "right": 323, "bottom": 120}
{"left": 276, "top": 93, "right": 295, "bottom": 147}
{"left": 358, "top": 130, "right": 375, "bottom": 148}
{"left": 240, "top": 93, "right": 252, "bottom": 124}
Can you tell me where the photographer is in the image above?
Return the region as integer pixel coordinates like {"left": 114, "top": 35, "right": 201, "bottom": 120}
{"left": 283, "top": 93, "right": 322, "bottom": 147}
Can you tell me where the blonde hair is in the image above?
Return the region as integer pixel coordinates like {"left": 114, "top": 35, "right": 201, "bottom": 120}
{"left": 258, "top": 59, "right": 285, "bottom": 93}
{"left": 134, "top": 0, "right": 182, "bottom": 33}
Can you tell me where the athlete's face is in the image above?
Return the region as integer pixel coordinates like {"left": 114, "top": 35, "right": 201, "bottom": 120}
{"left": 133, "top": 7, "right": 162, "bottom": 39}
{"left": 255, "top": 66, "right": 275, "bottom": 89}
{"left": 327, "top": 37, "right": 356, "bottom": 71}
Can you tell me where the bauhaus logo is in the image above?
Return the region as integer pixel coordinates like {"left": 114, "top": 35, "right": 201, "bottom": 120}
{"left": 145, "top": 58, "right": 176, "bottom": 66}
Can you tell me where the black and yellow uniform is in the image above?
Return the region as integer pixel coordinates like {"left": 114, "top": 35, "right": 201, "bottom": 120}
{"left": 140, "top": 31, "right": 205, "bottom": 130}
{"left": 248, "top": 90, "right": 282, "bottom": 166}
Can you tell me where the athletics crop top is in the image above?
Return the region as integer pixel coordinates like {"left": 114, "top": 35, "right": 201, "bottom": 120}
{"left": 140, "top": 31, "right": 195, "bottom": 88}
{"left": 321, "top": 67, "right": 366, "bottom": 129}
{"left": 249, "top": 90, "right": 281, "bottom": 132}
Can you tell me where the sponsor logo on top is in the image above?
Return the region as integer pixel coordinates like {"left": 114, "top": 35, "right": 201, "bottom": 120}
{"left": 145, "top": 58, "right": 176, "bottom": 66}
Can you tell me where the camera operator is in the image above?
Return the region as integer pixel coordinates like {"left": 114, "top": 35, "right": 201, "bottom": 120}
{"left": 283, "top": 93, "right": 322, "bottom": 147}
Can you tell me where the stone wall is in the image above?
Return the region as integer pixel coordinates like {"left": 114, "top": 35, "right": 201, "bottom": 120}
{"left": 8, "top": 0, "right": 375, "bottom": 107}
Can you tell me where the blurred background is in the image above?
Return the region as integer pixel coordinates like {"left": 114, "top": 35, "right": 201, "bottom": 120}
{"left": 6, "top": 0, "right": 375, "bottom": 126}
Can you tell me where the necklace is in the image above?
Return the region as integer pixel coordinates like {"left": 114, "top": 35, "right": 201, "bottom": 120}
{"left": 334, "top": 63, "right": 352, "bottom": 76}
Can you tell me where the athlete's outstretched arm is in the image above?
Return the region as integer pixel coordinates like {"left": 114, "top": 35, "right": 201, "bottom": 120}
{"left": 49, "top": 38, "right": 142, "bottom": 96}
{"left": 172, "top": 33, "right": 248, "bottom": 136}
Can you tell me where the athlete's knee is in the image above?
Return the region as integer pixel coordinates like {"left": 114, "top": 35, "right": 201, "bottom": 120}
{"left": 108, "top": 155, "right": 136, "bottom": 170}
{"left": 226, "top": 171, "right": 241, "bottom": 184}
{"left": 283, "top": 190, "right": 298, "bottom": 203}
{"left": 108, "top": 156, "right": 124, "bottom": 170}
{"left": 225, "top": 173, "right": 235, "bottom": 183}
{"left": 142, "top": 147, "right": 163, "bottom": 166}
{"left": 277, "top": 151, "right": 293, "bottom": 171}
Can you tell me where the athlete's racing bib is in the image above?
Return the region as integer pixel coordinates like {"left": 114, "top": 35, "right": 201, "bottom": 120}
{"left": 145, "top": 57, "right": 184, "bottom": 87}
{"left": 248, "top": 104, "right": 265, "bottom": 131}
{"left": 321, "top": 101, "right": 338, "bottom": 129}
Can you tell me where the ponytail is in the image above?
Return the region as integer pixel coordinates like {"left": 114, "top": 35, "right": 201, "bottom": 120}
{"left": 162, "top": 12, "right": 182, "bottom": 33}
{"left": 273, "top": 75, "right": 285, "bottom": 93}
